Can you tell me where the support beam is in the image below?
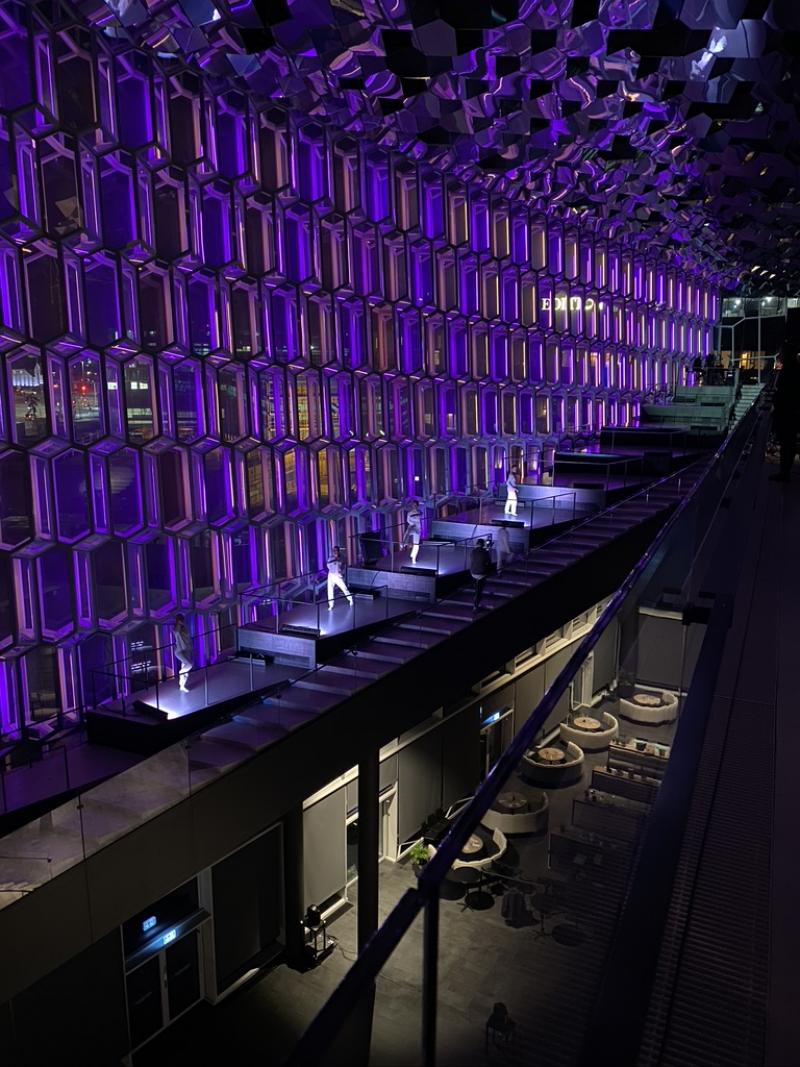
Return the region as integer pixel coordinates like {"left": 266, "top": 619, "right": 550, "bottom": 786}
{"left": 282, "top": 805, "right": 306, "bottom": 967}
{"left": 357, "top": 748, "right": 380, "bottom": 953}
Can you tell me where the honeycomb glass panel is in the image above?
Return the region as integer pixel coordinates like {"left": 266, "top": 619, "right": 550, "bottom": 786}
{"left": 145, "top": 535, "right": 174, "bottom": 613}
{"left": 53, "top": 449, "right": 90, "bottom": 542}
{"left": 93, "top": 539, "right": 126, "bottom": 624}
{"left": 0, "top": 4, "right": 721, "bottom": 724}
{"left": 218, "top": 364, "right": 246, "bottom": 443}
{"left": 124, "top": 358, "right": 156, "bottom": 443}
{"left": 38, "top": 546, "right": 73, "bottom": 636}
{"left": 159, "top": 448, "right": 190, "bottom": 529}
{"left": 0, "top": 449, "right": 32, "bottom": 547}
{"left": 109, "top": 448, "right": 142, "bottom": 535}
{"left": 174, "top": 361, "right": 203, "bottom": 442}
{"left": 190, "top": 530, "right": 215, "bottom": 602}
{"left": 9, "top": 351, "right": 47, "bottom": 444}
{"left": 69, "top": 354, "right": 104, "bottom": 445}
{"left": 25, "top": 645, "right": 60, "bottom": 723}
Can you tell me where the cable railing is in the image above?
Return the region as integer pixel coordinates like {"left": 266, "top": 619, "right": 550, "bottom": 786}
{"left": 285, "top": 386, "right": 769, "bottom": 1067}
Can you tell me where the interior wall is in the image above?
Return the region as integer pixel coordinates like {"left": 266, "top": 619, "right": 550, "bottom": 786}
{"left": 397, "top": 728, "right": 443, "bottom": 843}
{"left": 513, "top": 666, "right": 545, "bottom": 733}
{"left": 441, "top": 707, "right": 481, "bottom": 810}
{"left": 637, "top": 611, "right": 689, "bottom": 689}
{"left": 2, "top": 932, "right": 128, "bottom": 1066}
{"left": 211, "top": 826, "right": 284, "bottom": 995}
{"left": 303, "top": 787, "right": 347, "bottom": 910}
{"left": 593, "top": 618, "right": 619, "bottom": 694}
{"left": 540, "top": 645, "right": 576, "bottom": 735}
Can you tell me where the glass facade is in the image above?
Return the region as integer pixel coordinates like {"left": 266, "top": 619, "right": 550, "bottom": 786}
{"left": 0, "top": 9, "right": 717, "bottom": 734}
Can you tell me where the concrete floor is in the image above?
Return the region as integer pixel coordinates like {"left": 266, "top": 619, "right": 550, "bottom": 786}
{"left": 134, "top": 703, "right": 675, "bottom": 1067}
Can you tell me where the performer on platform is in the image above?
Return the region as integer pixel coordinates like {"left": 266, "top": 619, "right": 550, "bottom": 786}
{"left": 326, "top": 545, "right": 354, "bottom": 610}
{"left": 403, "top": 499, "right": 423, "bottom": 564}
{"left": 172, "top": 614, "right": 194, "bottom": 692}
{"left": 494, "top": 523, "right": 512, "bottom": 575}
{"left": 504, "top": 467, "right": 520, "bottom": 517}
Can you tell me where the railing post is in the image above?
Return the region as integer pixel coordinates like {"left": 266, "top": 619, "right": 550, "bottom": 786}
{"left": 422, "top": 889, "right": 440, "bottom": 1067}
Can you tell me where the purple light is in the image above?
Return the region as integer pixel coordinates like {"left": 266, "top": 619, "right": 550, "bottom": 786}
{"left": 0, "top": 1, "right": 723, "bottom": 735}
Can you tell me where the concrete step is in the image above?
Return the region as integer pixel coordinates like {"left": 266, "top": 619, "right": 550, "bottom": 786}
{"left": 324, "top": 654, "right": 386, "bottom": 678}
{"left": 275, "top": 685, "right": 339, "bottom": 712}
{"left": 294, "top": 669, "right": 365, "bottom": 695}
{"left": 356, "top": 640, "right": 418, "bottom": 663}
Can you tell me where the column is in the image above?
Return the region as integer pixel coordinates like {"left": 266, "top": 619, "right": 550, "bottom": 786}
{"left": 357, "top": 746, "right": 380, "bottom": 953}
{"left": 282, "top": 804, "right": 306, "bottom": 966}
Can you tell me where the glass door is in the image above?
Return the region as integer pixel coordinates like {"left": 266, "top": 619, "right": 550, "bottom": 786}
{"left": 165, "top": 930, "right": 201, "bottom": 1021}
{"left": 125, "top": 928, "right": 204, "bottom": 1052}
{"left": 480, "top": 707, "right": 514, "bottom": 777}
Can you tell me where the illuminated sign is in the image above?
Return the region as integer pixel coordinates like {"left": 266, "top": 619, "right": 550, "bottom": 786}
{"left": 162, "top": 928, "right": 177, "bottom": 946}
{"left": 540, "top": 297, "right": 605, "bottom": 312}
{"left": 142, "top": 915, "right": 157, "bottom": 933}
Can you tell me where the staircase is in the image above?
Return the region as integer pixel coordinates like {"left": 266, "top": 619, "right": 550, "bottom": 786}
{"left": 734, "top": 382, "right": 763, "bottom": 422}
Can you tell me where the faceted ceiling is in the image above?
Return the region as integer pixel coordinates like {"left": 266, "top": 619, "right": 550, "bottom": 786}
{"left": 95, "top": 0, "right": 800, "bottom": 292}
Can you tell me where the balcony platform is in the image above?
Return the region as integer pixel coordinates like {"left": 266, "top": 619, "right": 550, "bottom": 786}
{"left": 86, "top": 596, "right": 419, "bottom": 754}
{"left": 236, "top": 594, "right": 420, "bottom": 665}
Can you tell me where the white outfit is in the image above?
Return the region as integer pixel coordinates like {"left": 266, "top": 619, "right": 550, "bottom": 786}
{"left": 495, "top": 525, "right": 512, "bottom": 574}
{"left": 327, "top": 554, "right": 353, "bottom": 610}
{"left": 404, "top": 506, "right": 422, "bottom": 564}
{"left": 504, "top": 473, "right": 518, "bottom": 517}
{"left": 173, "top": 625, "right": 193, "bottom": 692}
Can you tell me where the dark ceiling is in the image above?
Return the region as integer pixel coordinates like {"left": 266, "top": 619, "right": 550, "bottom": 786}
{"left": 95, "top": 0, "right": 800, "bottom": 292}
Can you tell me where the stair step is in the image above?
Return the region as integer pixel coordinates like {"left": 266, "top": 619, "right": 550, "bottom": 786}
{"left": 295, "top": 669, "right": 364, "bottom": 695}
{"left": 357, "top": 640, "right": 417, "bottom": 663}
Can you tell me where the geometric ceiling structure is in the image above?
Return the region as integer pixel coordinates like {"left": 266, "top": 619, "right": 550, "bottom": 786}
{"left": 90, "top": 0, "right": 800, "bottom": 293}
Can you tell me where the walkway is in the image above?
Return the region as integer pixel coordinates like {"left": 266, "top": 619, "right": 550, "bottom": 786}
{"left": 635, "top": 461, "right": 800, "bottom": 1067}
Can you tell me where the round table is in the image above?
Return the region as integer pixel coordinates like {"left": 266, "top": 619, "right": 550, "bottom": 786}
{"left": 572, "top": 715, "right": 602, "bottom": 732}
{"left": 447, "top": 867, "right": 481, "bottom": 889}
{"left": 537, "top": 747, "right": 566, "bottom": 764}
{"left": 461, "top": 834, "right": 484, "bottom": 856}
{"left": 495, "top": 791, "right": 529, "bottom": 815}
{"left": 632, "top": 693, "right": 661, "bottom": 707}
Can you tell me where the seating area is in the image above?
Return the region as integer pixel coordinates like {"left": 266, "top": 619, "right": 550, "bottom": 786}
{"left": 619, "top": 687, "right": 678, "bottom": 725}
{"left": 520, "top": 741, "right": 585, "bottom": 787}
{"left": 560, "top": 711, "right": 619, "bottom": 751}
{"left": 429, "top": 824, "right": 508, "bottom": 872}
{"left": 482, "top": 789, "right": 549, "bottom": 836}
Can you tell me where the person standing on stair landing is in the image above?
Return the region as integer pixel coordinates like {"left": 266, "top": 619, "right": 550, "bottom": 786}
{"left": 173, "top": 614, "right": 194, "bottom": 693}
{"left": 326, "top": 545, "right": 354, "bottom": 610}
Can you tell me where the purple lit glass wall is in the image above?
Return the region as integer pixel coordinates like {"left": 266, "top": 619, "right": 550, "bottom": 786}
{"left": 0, "top": 7, "right": 717, "bottom": 733}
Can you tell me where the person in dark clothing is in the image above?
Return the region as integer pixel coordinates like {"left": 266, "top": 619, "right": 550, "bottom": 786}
{"left": 470, "top": 538, "right": 491, "bottom": 611}
{"left": 771, "top": 345, "right": 800, "bottom": 482}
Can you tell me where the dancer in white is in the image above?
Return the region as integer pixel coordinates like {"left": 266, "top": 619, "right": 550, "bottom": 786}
{"left": 326, "top": 545, "right": 354, "bottom": 610}
{"left": 173, "top": 614, "right": 194, "bottom": 692}
{"left": 504, "top": 467, "right": 519, "bottom": 517}
{"left": 494, "top": 523, "right": 512, "bottom": 575}
{"left": 403, "top": 499, "right": 423, "bottom": 564}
